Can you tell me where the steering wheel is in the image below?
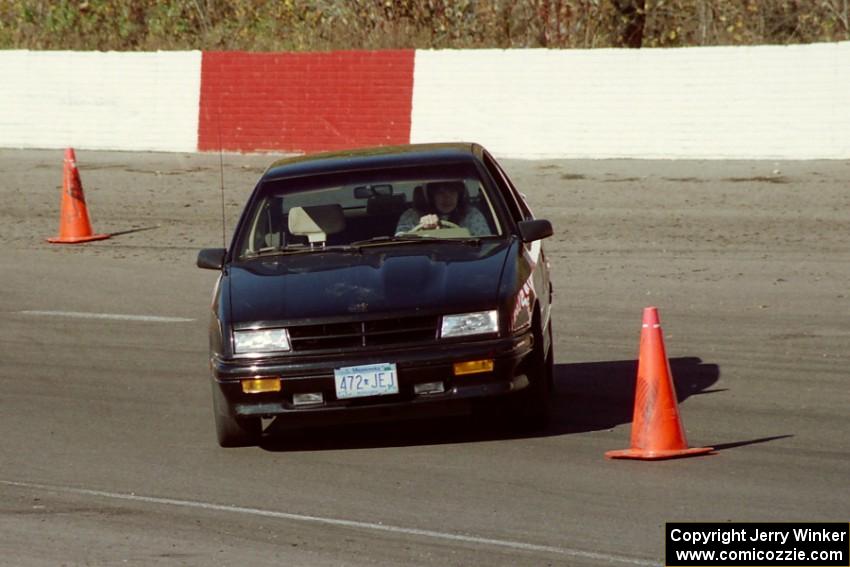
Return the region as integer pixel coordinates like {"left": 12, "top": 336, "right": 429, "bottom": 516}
{"left": 409, "top": 219, "right": 461, "bottom": 232}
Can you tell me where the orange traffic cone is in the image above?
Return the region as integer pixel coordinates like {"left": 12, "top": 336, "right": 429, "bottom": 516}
{"left": 606, "top": 307, "right": 713, "bottom": 460}
{"left": 47, "top": 148, "right": 109, "bottom": 244}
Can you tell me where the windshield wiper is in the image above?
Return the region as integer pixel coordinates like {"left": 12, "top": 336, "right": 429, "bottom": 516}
{"left": 420, "top": 236, "right": 482, "bottom": 245}
{"left": 243, "top": 245, "right": 359, "bottom": 259}
{"left": 245, "top": 235, "right": 484, "bottom": 258}
{"left": 350, "top": 235, "right": 482, "bottom": 248}
{"left": 349, "top": 234, "right": 425, "bottom": 247}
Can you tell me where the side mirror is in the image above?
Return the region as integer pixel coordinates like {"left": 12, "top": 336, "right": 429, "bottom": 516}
{"left": 197, "top": 248, "right": 226, "bottom": 270}
{"left": 517, "top": 219, "right": 553, "bottom": 243}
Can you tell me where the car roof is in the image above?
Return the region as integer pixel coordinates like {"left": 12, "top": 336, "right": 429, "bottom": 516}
{"left": 261, "top": 143, "right": 484, "bottom": 181}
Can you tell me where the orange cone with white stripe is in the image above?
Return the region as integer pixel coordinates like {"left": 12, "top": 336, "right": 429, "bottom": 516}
{"left": 48, "top": 148, "right": 109, "bottom": 244}
{"left": 606, "top": 307, "right": 713, "bottom": 460}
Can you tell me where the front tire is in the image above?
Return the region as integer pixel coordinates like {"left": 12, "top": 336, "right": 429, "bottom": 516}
{"left": 544, "top": 321, "right": 554, "bottom": 393}
{"left": 211, "top": 380, "right": 261, "bottom": 447}
{"left": 511, "top": 318, "right": 553, "bottom": 432}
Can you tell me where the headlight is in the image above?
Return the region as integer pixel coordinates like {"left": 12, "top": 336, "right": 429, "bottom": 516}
{"left": 233, "top": 328, "right": 291, "bottom": 355}
{"left": 440, "top": 310, "right": 499, "bottom": 338}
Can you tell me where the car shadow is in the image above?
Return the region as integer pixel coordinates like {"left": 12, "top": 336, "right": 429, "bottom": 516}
{"left": 551, "top": 359, "right": 793, "bottom": 452}
{"left": 259, "top": 356, "right": 716, "bottom": 452}
{"left": 259, "top": 356, "right": 788, "bottom": 453}
{"left": 553, "top": 356, "right": 720, "bottom": 434}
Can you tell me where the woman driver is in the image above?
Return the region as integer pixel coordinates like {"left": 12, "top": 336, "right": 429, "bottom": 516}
{"left": 395, "top": 180, "right": 490, "bottom": 236}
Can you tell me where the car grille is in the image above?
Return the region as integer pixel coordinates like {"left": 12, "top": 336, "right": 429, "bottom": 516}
{"left": 287, "top": 315, "right": 440, "bottom": 351}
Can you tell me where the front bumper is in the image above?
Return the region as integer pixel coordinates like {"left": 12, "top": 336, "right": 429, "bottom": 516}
{"left": 210, "top": 332, "right": 535, "bottom": 426}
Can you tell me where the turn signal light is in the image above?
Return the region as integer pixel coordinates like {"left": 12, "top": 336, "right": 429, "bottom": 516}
{"left": 241, "top": 377, "right": 281, "bottom": 394}
{"left": 453, "top": 359, "right": 494, "bottom": 376}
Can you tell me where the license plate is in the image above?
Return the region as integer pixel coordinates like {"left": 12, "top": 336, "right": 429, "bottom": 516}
{"left": 334, "top": 363, "right": 398, "bottom": 399}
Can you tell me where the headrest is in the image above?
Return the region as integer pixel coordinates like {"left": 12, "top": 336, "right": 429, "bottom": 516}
{"left": 412, "top": 185, "right": 428, "bottom": 211}
{"left": 288, "top": 204, "right": 345, "bottom": 243}
{"left": 366, "top": 193, "right": 406, "bottom": 215}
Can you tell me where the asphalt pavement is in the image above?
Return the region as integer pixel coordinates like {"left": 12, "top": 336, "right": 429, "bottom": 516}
{"left": 1, "top": 150, "right": 848, "bottom": 566}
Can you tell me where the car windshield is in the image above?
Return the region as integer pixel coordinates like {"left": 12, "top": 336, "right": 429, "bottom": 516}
{"left": 234, "top": 162, "right": 504, "bottom": 259}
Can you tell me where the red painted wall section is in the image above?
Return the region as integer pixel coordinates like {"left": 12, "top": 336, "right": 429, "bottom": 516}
{"left": 198, "top": 50, "right": 415, "bottom": 153}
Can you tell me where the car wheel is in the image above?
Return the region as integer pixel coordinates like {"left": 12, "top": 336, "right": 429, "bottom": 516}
{"left": 211, "top": 380, "right": 261, "bottom": 447}
{"left": 511, "top": 317, "right": 553, "bottom": 432}
{"left": 544, "top": 321, "right": 555, "bottom": 393}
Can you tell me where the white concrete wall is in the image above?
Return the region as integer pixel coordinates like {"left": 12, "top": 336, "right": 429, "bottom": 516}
{"left": 0, "top": 50, "right": 201, "bottom": 152}
{"left": 410, "top": 43, "right": 850, "bottom": 159}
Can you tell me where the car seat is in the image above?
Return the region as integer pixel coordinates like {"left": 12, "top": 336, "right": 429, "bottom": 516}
{"left": 412, "top": 185, "right": 429, "bottom": 213}
{"left": 366, "top": 193, "right": 407, "bottom": 238}
{"left": 288, "top": 204, "right": 346, "bottom": 245}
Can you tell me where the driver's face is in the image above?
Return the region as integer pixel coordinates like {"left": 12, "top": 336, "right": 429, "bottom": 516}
{"left": 433, "top": 187, "right": 459, "bottom": 214}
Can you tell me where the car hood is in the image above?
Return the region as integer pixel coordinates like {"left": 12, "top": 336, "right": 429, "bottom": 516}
{"left": 227, "top": 241, "right": 511, "bottom": 325}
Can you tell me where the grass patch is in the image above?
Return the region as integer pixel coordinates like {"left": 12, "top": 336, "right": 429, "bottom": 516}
{"left": 0, "top": 1, "right": 847, "bottom": 50}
